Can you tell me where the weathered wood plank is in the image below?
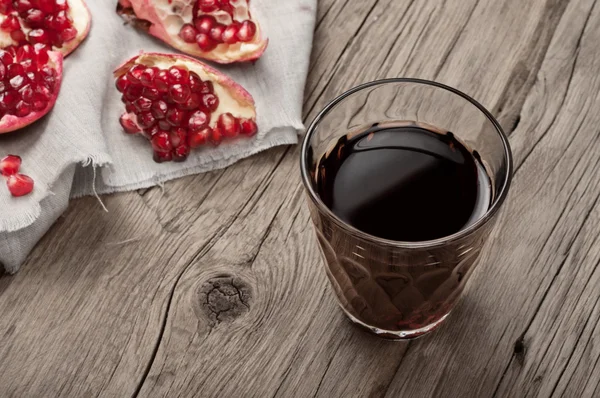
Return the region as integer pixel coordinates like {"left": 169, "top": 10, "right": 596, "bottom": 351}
{"left": 0, "top": 0, "right": 599, "bottom": 396}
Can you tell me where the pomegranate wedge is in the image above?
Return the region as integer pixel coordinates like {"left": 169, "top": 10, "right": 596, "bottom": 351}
{"left": 0, "top": 0, "right": 91, "bottom": 56}
{"left": 0, "top": 44, "right": 63, "bottom": 134}
{"left": 114, "top": 52, "right": 258, "bottom": 162}
{"left": 117, "top": 0, "right": 268, "bottom": 64}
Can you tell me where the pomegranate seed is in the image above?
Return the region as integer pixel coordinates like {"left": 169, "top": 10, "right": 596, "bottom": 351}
{"left": 198, "top": 0, "right": 218, "bottom": 12}
{"left": 218, "top": 0, "right": 234, "bottom": 14}
{"left": 7, "top": 173, "right": 34, "bottom": 197}
{"left": 2, "top": 91, "right": 19, "bottom": 109}
{"left": 25, "top": 9, "right": 45, "bottom": 28}
{"left": 196, "top": 34, "right": 217, "bottom": 52}
{"left": 20, "top": 59, "right": 35, "bottom": 73}
{"left": 0, "top": 49, "right": 13, "bottom": 64}
{"left": 179, "top": 24, "right": 197, "bottom": 43}
{"left": 60, "top": 27, "right": 77, "bottom": 43}
{"left": 218, "top": 113, "right": 241, "bottom": 137}
{"left": 34, "top": 85, "right": 51, "bottom": 101}
{"left": 188, "top": 127, "right": 211, "bottom": 148}
{"left": 43, "top": 15, "right": 54, "bottom": 30}
{"left": 173, "top": 145, "right": 190, "bottom": 162}
{"left": 32, "top": 100, "right": 46, "bottom": 111}
{"left": 240, "top": 119, "right": 258, "bottom": 136}
{"left": 7, "top": 63, "right": 24, "bottom": 78}
{"left": 188, "top": 72, "right": 204, "bottom": 92}
{"left": 169, "top": 84, "right": 191, "bottom": 104}
{"left": 0, "top": 155, "right": 21, "bottom": 176}
{"left": 188, "top": 110, "right": 209, "bottom": 131}
{"left": 210, "top": 126, "right": 223, "bottom": 145}
{"left": 120, "top": 114, "right": 140, "bottom": 134}
{"left": 40, "top": 64, "right": 56, "bottom": 81}
{"left": 139, "top": 67, "right": 157, "bottom": 87}
{"left": 199, "top": 81, "right": 214, "bottom": 94}
{"left": 201, "top": 93, "right": 219, "bottom": 112}
{"left": 14, "top": 0, "right": 32, "bottom": 12}
{"left": 115, "top": 75, "right": 130, "bottom": 92}
{"left": 195, "top": 16, "right": 216, "bottom": 34}
{"left": 16, "top": 45, "right": 34, "bottom": 62}
{"left": 124, "top": 84, "right": 144, "bottom": 101}
{"left": 14, "top": 100, "right": 30, "bottom": 116}
{"left": 1, "top": 15, "right": 20, "bottom": 32}
{"left": 143, "top": 87, "right": 160, "bottom": 100}
{"left": 151, "top": 100, "right": 168, "bottom": 119}
{"left": 134, "top": 97, "right": 152, "bottom": 113}
{"left": 50, "top": 30, "right": 63, "bottom": 48}
{"left": 178, "top": 93, "right": 201, "bottom": 110}
{"left": 10, "top": 75, "right": 26, "bottom": 90}
{"left": 144, "top": 125, "right": 160, "bottom": 138}
{"left": 124, "top": 101, "right": 135, "bottom": 113}
{"left": 154, "top": 70, "right": 169, "bottom": 92}
{"left": 166, "top": 107, "right": 185, "bottom": 126}
{"left": 19, "top": 84, "right": 34, "bottom": 102}
{"left": 28, "top": 29, "right": 50, "bottom": 44}
{"left": 167, "top": 66, "right": 189, "bottom": 84}
{"left": 127, "top": 65, "right": 145, "bottom": 85}
{"left": 210, "top": 24, "right": 226, "bottom": 43}
{"left": 153, "top": 151, "right": 172, "bottom": 163}
{"left": 37, "top": 0, "right": 55, "bottom": 13}
{"left": 169, "top": 128, "right": 186, "bottom": 147}
{"left": 138, "top": 112, "right": 156, "bottom": 129}
{"left": 33, "top": 43, "right": 49, "bottom": 64}
{"left": 222, "top": 23, "right": 240, "bottom": 44}
{"left": 237, "top": 20, "right": 257, "bottom": 42}
{"left": 0, "top": 62, "right": 5, "bottom": 80}
{"left": 158, "top": 120, "right": 171, "bottom": 131}
{"left": 55, "top": 0, "right": 68, "bottom": 11}
{"left": 52, "top": 11, "right": 71, "bottom": 30}
{"left": 11, "top": 30, "right": 26, "bottom": 44}
{"left": 151, "top": 131, "right": 173, "bottom": 152}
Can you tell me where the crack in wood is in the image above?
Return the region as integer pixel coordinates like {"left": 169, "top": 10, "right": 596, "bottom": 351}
{"left": 304, "top": 0, "right": 383, "bottom": 116}
{"left": 311, "top": 338, "right": 345, "bottom": 398}
{"left": 547, "top": 289, "right": 600, "bottom": 397}
{"left": 381, "top": 342, "right": 412, "bottom": 397}
{"left": 492, "top": 0, "right": 573, "bottom": 134}
{"left": 374, "top": 0, "right": 418, "bottom": 77}
{"left": 514, "top": 0, "right": 593, "bottom": 174}
{"left": 433, "top": 0, "right": 480, "bottom": 79}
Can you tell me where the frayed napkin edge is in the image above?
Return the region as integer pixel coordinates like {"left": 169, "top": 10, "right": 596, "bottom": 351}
{"left": 0, "top": 152, "right": 112, "bottom": 233}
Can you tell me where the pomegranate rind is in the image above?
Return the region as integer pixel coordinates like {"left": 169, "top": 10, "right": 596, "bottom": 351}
{"left": 117, "top": 0, "right": 268, "bottom": 64}
{"left": 61, "top": 0, "right": 93, "bottom": 56}
{"left": 114, "top": 52, "right": 257, "bottom": 121}
{"left": 0, "top": 51, "right": 64, "bottom": 134}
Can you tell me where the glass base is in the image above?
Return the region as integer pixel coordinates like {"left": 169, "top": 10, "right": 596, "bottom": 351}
{"left": 341, "top": 308, "right": 451, "bottom": 340}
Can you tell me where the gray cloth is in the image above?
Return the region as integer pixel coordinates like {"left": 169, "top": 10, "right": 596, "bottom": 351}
{"left": 0, "top": 0, "right": 316, "bottom": 273}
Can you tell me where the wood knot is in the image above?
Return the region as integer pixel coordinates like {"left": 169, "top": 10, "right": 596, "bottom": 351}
{"left": 198, "top": 275, "right": 251, "bottom": 325}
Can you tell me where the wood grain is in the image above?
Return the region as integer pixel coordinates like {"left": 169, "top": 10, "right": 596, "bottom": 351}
{"left": 1, "top": 0, "right": 600, "bottom": 396}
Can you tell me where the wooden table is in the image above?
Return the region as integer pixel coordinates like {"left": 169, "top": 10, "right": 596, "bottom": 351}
{"left": 2, "top": 0, "right": 600, "bottom": 396}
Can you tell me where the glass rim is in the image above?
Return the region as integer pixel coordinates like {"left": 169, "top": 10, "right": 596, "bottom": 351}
{"left": 300, "top": 77, "right": 513, "bottom": 249}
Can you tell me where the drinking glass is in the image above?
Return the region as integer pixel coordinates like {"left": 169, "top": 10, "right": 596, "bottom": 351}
{"left": 300, "top": 78, "right": 513, "bottom": 339}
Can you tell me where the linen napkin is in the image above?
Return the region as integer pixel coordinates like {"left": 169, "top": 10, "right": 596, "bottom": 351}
{"left": 0, "top": 0, "right": 316, "bottom": 273}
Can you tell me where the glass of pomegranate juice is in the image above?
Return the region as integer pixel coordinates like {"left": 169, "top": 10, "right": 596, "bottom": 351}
{"left": 300, "top": 79, "right": 513, "bottom": 339}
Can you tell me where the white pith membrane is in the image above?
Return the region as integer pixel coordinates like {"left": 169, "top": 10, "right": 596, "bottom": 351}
{"left": 115, "top": 53, "right": 257, "bottom": 162}
{"left": 122, "top": 0, "right": 267, "bottom": 63}
{"left": 0, "top": 0, "right": 90, "bottom": 55}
